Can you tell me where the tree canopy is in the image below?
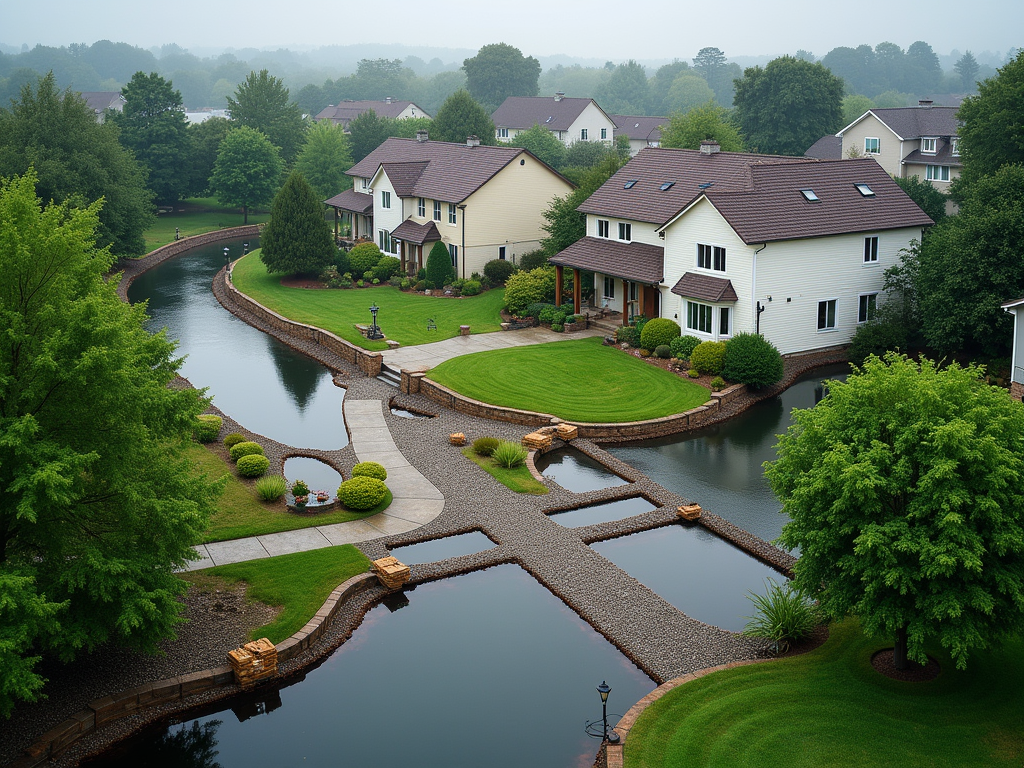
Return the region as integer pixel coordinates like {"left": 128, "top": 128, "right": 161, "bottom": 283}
{"left": 0, "top": 169, "right": 220, "bottom": 716}
{"left": 463, "top": 43, "right": 540, "bottom": 112}
{"left": 659, "top": 102, "right": 744, "bottom": 151}
{"left": 295, "top": 120, "right": 354, "bottom": 201}
{"left": 186, "top": 116, "right": 231, "bottom": 197}
{"left": 766, "top": 353, "right": 1024, "bottom": 670}
{"left": 431, "top": 90, "right": 496, "bottom": 145}
{"left": 226, "top": 69, "right": 307, "bottom": 164}
{"left": 892, "top": 175, "right": 947, "bottom": 224}
{"left": 502, "top": 123, "right": 566, "bottom": 170}
{"left": 955, "top": 50, "right": 1024, "bottom": 187}
{"left": 259, "top": 171, "right": 335, "bottom": 276}
{"left": 664, "top": 74, "right": 716, "bottom": 116}
{"left": 596, "top": 60, "right": 650, "bottom": 115}
{"left": 209, "top": 126, "right": 284, "bottom": 223}
{"left": 541, "top": 155, "right": 622, "bottom": 255}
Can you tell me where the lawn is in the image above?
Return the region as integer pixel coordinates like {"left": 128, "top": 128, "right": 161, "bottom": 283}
{"left": 623, "top": 619, "right": 1024, "bottom": 768}
{"left": 144, "top": 197, "right": 269, "bottom": 251}
{"left": 427, "top": 337, "right": 711, "bottom": 422}
{"left": 462, "top": 446, "right": 549, "bottom": 494}
{"left": 181, "top": 546, "right": 371, "bottom": 643}
{"left": 230, "top": 251, "right": 506, "bottom": 350}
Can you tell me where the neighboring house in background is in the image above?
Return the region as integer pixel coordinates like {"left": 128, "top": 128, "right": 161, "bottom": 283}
{"left": 78, "top": 92, "right": 125, "bottom": 122}
{"left": 1003, "top": 297, "right": 1024, "bottom": 401}
{"left": 550, "top": 143, "right": 932, "bottom": 356}
{"left": 314, "top": 98, "right": 431, "bottom": 131}
{"left": 330, "top": 131, "right": 573, "bottom": 279}
{"left": 611, "top": 115, "right": 667, "bottom": 156}
{"left": 184, "top": 109, "right": 229, "bottom": 124}
{"left": 803, "top": 135, "right": 842, "bottom": 160}
{"left": 491, "top": 93, "right": 616, "bottom": 147}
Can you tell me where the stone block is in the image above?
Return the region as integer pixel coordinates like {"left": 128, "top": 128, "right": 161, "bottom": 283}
{"left": 555, "top": 423, "right": 578, "bottom": 440}
{"left": 178, "top": 670, "right": 217, "bottom": 696}
{"left": 459, "top": 325, "right": 471, "bottom": 336}
{"left": 677, "top": 504, "right": 702, "bottom": 521}
{"left": 449, "top": 432, "right": 466, "bottom": 446}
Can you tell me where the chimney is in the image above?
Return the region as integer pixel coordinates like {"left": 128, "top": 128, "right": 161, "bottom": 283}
{"left": 416, "top": 129, "right": 429, "bottom": 142}
{"left": 554, "top": 92, "right": 565, "bottom": 101}
{"left": 918, "top": 99, "right": 933, "bottom": 107}
{"left": 466, "top": 135, "right": 480, "bottom": 147}
{"left": 699, "top": 140, "right": 721, "bottom": 155}
{"left": 385, "top": 96, "right": 393, "bottom": 104}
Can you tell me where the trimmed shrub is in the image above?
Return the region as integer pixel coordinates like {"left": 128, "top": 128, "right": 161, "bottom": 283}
{"left": 194, "top": 414, "right": 222, "bottom": 443}
{"left": 229, "top": 441, "right": 264, "bottom": 462}
{"left": 426, "top": 240, "right": 455, "bottom": 288}
{"left": 484, "top": 258, "right": 517, "bottom": 285}
{"left": 348, "top": 242, "right": 384, "bottom": 276}
{"left": 493, "top": 441, "right": 528, "bottom": 469}
{"left": 525, "top": 302, "right": 557, "bottom": 319}
{"left": 654, "top": 344, "right": 672, "bottom": 359}
{"left": 414, "top": 280, "right": 427, "bottom": 292}
{"left": 711, "top": 376, "right": 726, "bottom": 391}
{"left": 373, "top": 256, "right": 401, "bottom": 282}
{"left": 291, "top": 479, "right": 310, "bottom": 497}
{"left": 333, "top": 249, "right": 351, "bottom": 275}
{"left": 721, "top": 332, "right": 783, "bottom": 389}
{"left": 337, "top": 476, "right": 389, "bottom": 510}
{"left": 687, "top": 369, "right": 700, "bottom": 378}
{"left": 670, "top": 335, "right": 702, "bottom": 360}
{"left": 517, "top": 249, "right": 548, "bottom": 271}
{"left": 255, "top": 475, "right": 288, "bottom": 501}
{"left": 400, "top": 278, "right": 412, "bottom": 290}
{"left": 639, "top": 318, "right": 681, "bottom": 351}
{"left": 472, "top": 437, "right": 500, "bottom": 456}
{"left": 690, "top": 341, "right": 728, "bottom": 376}
{"left": 551, "top": 323, "right": 564, "bottom": 333}
{"left": 223, "top": 433, "right": 246, "bottom": 449}
{"left": 503, "top": 266, "right": 557, "bottom": 316}
{"left": 352, "top": 461, "right": 388, "bottom": 481}
{"left": 416, "top": 267, "right": 427, "bottom": 281}
{"left": 638, "top": 348, "right": 651, "bottom": 357}
{"left": 462, "top": 279, "right": 482, "bottom": 296}
{"left": 362, "top": 270, "right": 373, "bottom": 281}
{"left": 237, "top": 454, "right": 270, "bottom": 477}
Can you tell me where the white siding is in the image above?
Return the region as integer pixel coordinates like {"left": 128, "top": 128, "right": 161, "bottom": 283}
{"left": 1012, "top": 308, "right": 1024, "bottom": 385}
{"left": 840, "top": 114, "right": 904, "bottom": 175}
{"left": 567, "top": 102, "right": 616, "bottom": 146}
{"left": 587, "top": 214, "right": 662, "bottom": 246}
{"left": 370, "top": 169, "right": 402, "bottom": 255}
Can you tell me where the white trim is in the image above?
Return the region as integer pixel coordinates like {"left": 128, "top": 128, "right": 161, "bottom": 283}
{"left": 858, "top": 292, "right": 878, "bottom": 323}
{"left": 817, "top": 297, "right": 839, "bottom": 332}
{"left": 864, "top": 136, "right": 881, "bottom": 155}
{"left": 921, "top": 137, "right": 938, "bottom": 154}
{"left": 863, "top": 235, "right": 879, "bottom": 264}
{"left": 836, "top": 110, "right": 906, "bottom": 141}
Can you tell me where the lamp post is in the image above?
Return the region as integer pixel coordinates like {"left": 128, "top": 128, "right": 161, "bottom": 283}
{"left": 243, "top": 241, "right": 249, "bottom": 255}
{"left": 585, "top": 680, "right": 620, "bottom": 744}
{"left": 367, "top": 304, "right": 384, "bottom": 340}
{"left": 223, "top": 247, "right": 230, "bottom": 270}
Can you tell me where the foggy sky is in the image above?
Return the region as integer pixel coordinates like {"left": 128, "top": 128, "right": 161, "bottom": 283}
{"left": 1, "top": 0, "right": 1019, "bottom": 62}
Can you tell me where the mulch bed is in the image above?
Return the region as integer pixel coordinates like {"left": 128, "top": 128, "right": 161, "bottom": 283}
{"left": 871, "top": 649, "right": 941, "bottom": 682}
{"left": 618, "top": 345, "right": 720, "bottom": 391}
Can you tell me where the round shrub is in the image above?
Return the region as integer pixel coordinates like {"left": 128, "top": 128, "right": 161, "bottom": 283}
{"left": 194, "top": 414, "right": 222, "bottom": 443}
{"left": 670, "top": 335, "right": 702, "bottom": 360}
{"left": 255, "top": 475, "right": 287, "bottom": 501}
{"left": 687, "top": 369, "right": 700, "bottom": 378}
{"left": 229, "top": 441, "right": 264, "bottom": 462}
{"left": 551, "top": 323, "right": 564, "bottom": 333}
{"left": 639, "top": 318, "right": 681, "bottom": 351}
{"left": 223, "top": 433, "right": 246, "bottom": 449}
{"left": 373, "top": 256, "right": 401, "bottom": 282}
{"left": 493, "top": 440, "right": 528, "bottom": 469}
{"left": 484, "top": 259, "right": 517, "bottom": 285}
{"left": 654, "top": 344, "right": 671, "bottom": 359}
{"left": 462, "top": 279, "right": 482, "bottom": 296}
{"left": 690, "top": 340, "right": 728, "bottom": 376}
{"left": 721, "top": 332, "right": 784, "bottom": 389}
{"left": 414, "top": 280, "right": 427, "bottom": 292}
{"left": 473, "top": 437, "right": 500, "bottom": 456}
{"left": 291, "top": 479, "right": 310, "bottom": 497}
{"left": 503, "top": 266, "right": 557, "bottom": 316}
{"left": 236, "top": 454, "right": 270, "bottom": 477}
{"left": 711, "top": 376, "right": 726, "bottom": 391}
{"left": 352, "top": 461, "right": 387, "bottom": 481}
{"left": 338, "top": 476, "right": 389, "bottom": 511}
{"left": 348, "top": 242, "right": 384, "bottom": 276}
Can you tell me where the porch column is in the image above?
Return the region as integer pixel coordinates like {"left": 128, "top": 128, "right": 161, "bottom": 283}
{"left": 621, "top": 280, "right": 628, "bottom": 325}
{"left": 353, "top": 214, "right": 358, "bottom": 240}
{"left": 555, "top": 265, "right": 563, "bottom": 307}
{"left": 639, "top": 283, "right": 646, "bottom": 318}
{"left": 572, "top": 268, "right": 581, "bottom": 315}
{"left": 333, "top": 208, "right": 339, "bottom": 240}
{"left": 399, "top": 241, "right": 406, "bottom": 273}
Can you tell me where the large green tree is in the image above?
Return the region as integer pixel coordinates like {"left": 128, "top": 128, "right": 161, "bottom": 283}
{"left": 295, "top": 120, "right": 354, "bottom": 200}
{"left": 463, "top": 43, "right": 541, "bottom": 112}
{"left": 227, "top": 69, "right": 306, "bottom": 163}
{"left": 541, "top": 155, "right": 620, "bottom": 255}
{"left": 186, "top": 116, "right": 232, "bottom": 197}
{"left": 660, "top": 102, "right": 744, "bottom": 151}
{"left": 431, "top": 90, "right": 496, "bottom": 145}
{"left": 502, "top": 123, "right": 566, "bottom": 170}
{"left": 0, "top": 73, "right": 153, "bottom": 255}
{"left": 733, "top": 56, "right": 844, "bottom": 156}
{"left": 0, "top": 169, "right": 220, "bottom": 715}
{"left": 955, "top": 50, "right": 1024, "bottom": 188}
{"left": 259, "top": 171, "right": 335, "bottom": 276}
{"left": 893, "top": 175, "right": 946, "bottom": 224}
{"left": 664, "top": 74, "right": 716, "bottom": 116}
{"left": 596, "top": 60, "right": 650, "bottom": 115}
{"left": 955, "top": 51, "right": 981, "bottom": 92}
{"left": 766, "top": 353, "right": 1024, "bottom": 670}
{"left": 113, "top": 71, "right": 191, "bottom": 203}
{"left": 210, "top": 126, "right": 284, "bottom": 223}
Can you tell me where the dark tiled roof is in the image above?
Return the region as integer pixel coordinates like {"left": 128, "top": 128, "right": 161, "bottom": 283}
{"left": 851, "top": 106, "right": 959, "bottom": 139}
{"left": 611, "top": 115, "right": 667, "bottom": 142}
{"left": 670, "top": 272, "right": 739, "bottom": 302}
{"left": 902, "top": 142, "right": 963, "bottom": 167}
{"left": 381, "top": 162, "right": 429, "bottom": 196}
{"left": 391, "top": 219, "right": 441, "bottom": 245}
{"left": 324, "top": 189, "right": 373, "bottom": 214}
{"left": 79, "top": 92, "right": 124, "bottom": 113}
{"left": 804, "top": 135, "right": 842, "bottom": 160}
{"left": 347, "top": 138, "right": 550, "bottom": 203}
{"left": 703, "top": 158, "right": 933, "bottom": 244}
{"left": 578, "top": 146, "right": 813, "bottom": 225}
{"left": 491, "top": 96, "right": 599, "bottom": 131}
{"left": 550, "top": 237, "right": 664, "bottom": 284}
{"left": 314, "top": 100, "right": 428, "bottom": 128}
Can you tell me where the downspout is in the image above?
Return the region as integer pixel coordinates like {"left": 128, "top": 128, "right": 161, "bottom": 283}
{"left": 753, "top": 243, "right": 767, "bottom": 335}
{"left": 458, "top": 204, "right": 467, "bottom": 280}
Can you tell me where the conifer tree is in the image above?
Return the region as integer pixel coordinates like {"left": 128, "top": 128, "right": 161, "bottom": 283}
{"left": 425, "top": 240, "right": 455, "bottom": 287}
{"left": 259, "top": 171, "right": 335, "bottom": 275}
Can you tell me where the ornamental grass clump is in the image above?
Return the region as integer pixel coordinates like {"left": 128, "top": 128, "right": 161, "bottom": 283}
{"left": 236, "top": 454, "right": 270, "bottom": 478}
{"left": 337, "top": 476, "right": 388, "bottom": 510}
{"left": 229, "top": 441, "right": 264, "bottom": 462}
{"left": 493, "top": 441, "right": 528, "bottom": 469}
{"left": 351, "top": 461, "right": 387, "bottom": 481}
{"left": 743, "top": 580, "right": 820, "bottom": 650}
{"left": 194, "top": 414, "right": 222, "bottom": 443}
{"left": 472, "top": 437, "right": 500, "bottom": 456}
{"left": 255, "top": 475, "right": 288, "bottom": 500}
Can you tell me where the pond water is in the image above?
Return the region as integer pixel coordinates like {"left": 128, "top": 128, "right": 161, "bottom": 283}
{"left": 283, "top": 457, "right": 343, "bottom": 506}
{"left": 128, "top": 240, "right": 348, "bottom": 450}
{"left": 592, "top": 524, "right": 783, "bottom": 632}
{"left": 608, "top": 366, "right": 848, "bottom": 545}
{"left": 86, "top": 566, "right": 654, "bottom": 768}
{"left": 390, "top": 531, "right": 496, "bottom": 564}
{"left": 548, "top": 496, "right": 656, "bottom": 528}
{"left": 535, "top": 447, "right": 630, "bottom": 493}
{"left": 390, "top": 406, "right": 434, "bottom": 419}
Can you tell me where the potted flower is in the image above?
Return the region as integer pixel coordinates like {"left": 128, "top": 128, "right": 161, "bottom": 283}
{"left": 315, "top": 490, "right": 330, "bottom": 503}
{"left": 291, "top": 480, "right": 310, "bottom": 508}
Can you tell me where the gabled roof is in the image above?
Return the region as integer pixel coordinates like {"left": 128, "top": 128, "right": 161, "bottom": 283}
{"left": 549, "top": 237, "right": 664, "bottom": 285}
{"left": 492, "top": 95, "right": 607, "bottom": 131}
{"left": 838, "top": 106, "right": 959, "bottom": 140}
{"left": 314, "top": 100, "right": 428, "bottom": 128}
{"left": 902, "top": 142, "right": 962, "bottom": 168}
{"left": 611, "top": 115, "right": 667, "bottom": 143}
{"left": 348, "top": 137, "right": 567, "bottom": 203}
{"left": 79, "top": 92, "right": 125, "bottom": 114}
{"left": 1002, "top": 297, "right": 1024, "bottom": 310}
{"left": 391, "top": 219, "right": 441, "bottom": 245}
{"left": 804, "top": 135, "right": 842, "bottom": 160}
{"left": 671, "top": 272, "right": 739, "bottom": 302}
{"left": 324, "top": 189, "right": 373, "bottom": 214}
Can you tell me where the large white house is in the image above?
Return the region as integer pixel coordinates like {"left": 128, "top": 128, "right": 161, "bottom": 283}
{"left": 491, "top": 93, "right": 616, "bottom": 147}
{"left": 1003, "top": 297, "right": 1024, "bottom": 401}
{"left": 550, "top": 143, "right": 933, "bottom": 356}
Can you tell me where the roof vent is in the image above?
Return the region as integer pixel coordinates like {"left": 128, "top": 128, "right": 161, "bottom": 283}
{"left": 700, "top": 140, "right": 720, "bottom": 155}
{"left": 554, "top": 92, "right": 565, "bottom": 101}
{"left": 466, "top": 135, "right": 480, "bottom": 148}
{"left": 918, "top": 99, "right": 933, "bottom": 107}
{"left": 416, "top": 129, "right": 429, "bottom": 143}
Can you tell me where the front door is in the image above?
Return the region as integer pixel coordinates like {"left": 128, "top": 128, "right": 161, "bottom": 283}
{"left": 643, "top": 285, "right": 660, "bottom": 320}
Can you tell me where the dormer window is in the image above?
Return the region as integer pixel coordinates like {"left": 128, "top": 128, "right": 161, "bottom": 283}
{"left": 623, "top": 180, "right": 638, "bottom": 189}
{"left": 801, "top": 189, "right": 820, "bottom": 202}
{"left": 951, "top": 138, "right": 960, "bottom": 156}
{"left": 659, "top": 181, "right": 675, "bottom": 191}
{"left": 922, "top": 137, "right": 937, "bottom": 154}
{"left": 618, "top": 222, "right": 632, "bottom": 241}
{"left": 855, "top": 183, "right": 875, "bottom": 197}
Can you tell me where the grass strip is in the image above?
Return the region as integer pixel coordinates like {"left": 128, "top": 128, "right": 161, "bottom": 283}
{"left": 462, "top": 446, "right": 548, "bottom": 495}
{"left": 145, "top": 197, "right": 268, "bottom": 251}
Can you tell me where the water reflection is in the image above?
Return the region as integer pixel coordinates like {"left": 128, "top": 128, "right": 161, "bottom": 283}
{"left": 548, "top": 496, "right": 655, "bottom": 528}
{"left": 390, "top": 531, "right": 496, "bottom": 564}
{"left": 98, "top": 719, "right": 224, "bottom": 768}
{"left": 535, "top": 448, "right": 630, "bottom": 493}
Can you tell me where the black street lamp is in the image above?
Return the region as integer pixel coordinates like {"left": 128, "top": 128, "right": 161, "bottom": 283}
{"left": 367, "top": 304, "right": 384, "bottom": 340}
{"left": 243, "top": 242, "right": 249, "bottom": 255}
{"left": 223, "top": 247, "right": 230, "bottom": 269}
{"left": 585, "top": 680, "right": 621, "bottom": 744}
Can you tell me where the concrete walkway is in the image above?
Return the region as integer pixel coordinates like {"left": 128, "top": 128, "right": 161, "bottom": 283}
{"left": 185, "top": 399, "right": 444, "bottom": 570}
{"left": 381, "top": 325, "right": 606, "bottom": 371}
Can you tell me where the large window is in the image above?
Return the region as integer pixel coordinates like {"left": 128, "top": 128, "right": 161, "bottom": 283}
{"left": 864, "top": 236, "right": 879, "bottom": 263}
{"left": 687, "top": 301, "right": 713, "bottom": 334}
{"left": 381, "top": 190, "right": 391, "bottom": 209}
{"left": 448, "top": 203, "right": 457, "bottom": 224}
{"left": 921, "top": 137, "right": 937, "bottom": 154}
{"left": 581, "top": 128, "right": 589, "bottom": 141}
{"left": 378, "top": 229, "right": 396, "bottom": 255}
{"left": 497, "top": 127, "right": 509, "bottom": 139}
{"left": 417, "top": 197, "right": 425, "bottom": 217}
{"left": 433, "top": 200, "right": 441, "bottom": 221}
{"left": 603, "top": 276, "right": 616, "bottom": 299}
{"left": 697, "top": 243, "right": 726, "bottom": 271}
{"left": 858, "top": 293, "right": 877, "bottom": 323}
{"left": 597, "top": 219, "right": 609, "bottom": 238}
{"left": 719, "top": 307, "right": 731, "bottom": 336}
{"left": 817, "top": 299, "right": 837, "bottom": 331}
{"left": 618, "top": 222, "right": 631, "bottom": 241}
{"left": 864, "top": 137, "right": 880, "bottom": 154}
{"left": 926, "top": 165, "right": 951, "bottom": 182}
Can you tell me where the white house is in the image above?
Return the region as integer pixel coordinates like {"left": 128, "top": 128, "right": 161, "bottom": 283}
{"left": 550, "top": 143, "right": 933, "bottom": 356}
{"left": 314, "top": 99, "right": 430, "bottom": 131}
{"left": 1003, "top": 297, "right": 1024, "bottom": 401}
{"left": 611, "top": 115, "right": 667, "bottom": 156}
{"left": 491, "top": 93, "right": 616, "bottom": 147}
{"left": 78, "top": 92, "right": 125, "bottom": 123}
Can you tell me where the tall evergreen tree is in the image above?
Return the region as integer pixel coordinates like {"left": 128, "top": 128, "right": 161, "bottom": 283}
{"left": 431, "top": 90, "right": 496, "bottom": 144}
{"left": 425, "top": 240, "right": 455, "bottom": 287}
{"left": 227, "top": 69, "right": 306, "bottom": 163}
{"left": 259, "top": 171, "right": 335, "bottom": 276}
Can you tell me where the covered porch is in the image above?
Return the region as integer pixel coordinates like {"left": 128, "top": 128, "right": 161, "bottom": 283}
{"left": 391, "top": 219, "right": 442, "bottom": 277}
{"left": 324, "top": 189, "right": 374, "bottom": 244}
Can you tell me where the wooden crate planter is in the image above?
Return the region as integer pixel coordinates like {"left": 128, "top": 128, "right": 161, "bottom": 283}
{"left": 522, "top": 431, "right": 553, "bottom": 450}
{"left": 372, "top": 556, "right": 410, "bottom": 589}
{"left": 555, "top": 423, "right": 578, "bottom": 441}
{"left": 449, "top": 432, "right": 466, "bottom": 446}
{"left": 677, "top": 504, "right": 702, "bottom": 521}
{"left": 228, "top": 638, "right": 278, "bottom": 689}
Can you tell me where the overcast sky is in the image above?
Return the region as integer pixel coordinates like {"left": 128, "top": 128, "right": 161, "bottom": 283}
{"left": 1, "top": 0, "right": 1019, "bottom": 61}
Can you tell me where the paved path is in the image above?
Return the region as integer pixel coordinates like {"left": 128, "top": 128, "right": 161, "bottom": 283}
{"left": 185, "top": 399, "right": 444, "bottom": 570}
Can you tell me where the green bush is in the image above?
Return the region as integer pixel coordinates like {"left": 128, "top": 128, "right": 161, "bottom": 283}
{"left": 848, "top": 317, "right": 909, "bottom": 367}
{"left": 194, "top": 414, "right": 222, "bottom": 443}
{"left": 400, "top": 278, "right": 412, "bottom": 290}
{"left": 348, "top": 242, "right": 384, "bottom": 276}
{"left": 551, "top": 323, "right": 564, "bottom": 333}
{"left": 413, "top": 280, "right": 427, "bottom": 292}
{"left": 373, "top": 256, "right": 401, "bottom": 282}
{"left": 654, "top": 344, "right": 671, "bottom": 359}
{"left": 462, "top": 279, "right": 482, "bottom": 296}
{"left": 639, "top": 318, "right": 681, "bottom": 351}
{"left": 518, "top": 249, "right": 548, "bottom": 271}
{"left": 236, "top": 454, "right": 270, "bottom": 477}
{"left": 615, "top": 325, "right": 640, "bottom": 346}
{"left": 484, "top": 259, "right": 517, "bottom": 285}
{"left": 352, "top": 461, "right": 387, "bottom": 481}
{"left": 721, "top": 332, "right": 784, "bottom": 389}
{"left": 337, "top": 476, "right": 389, "bottom": 510}
{"left": 426, "top": 240, "right": 455, "bottom": 288}
{"left": 472, "top": 437, "right": 500, "bottom": 456}
{"left": 416, "top": 267, "right": 427, "bottom": 281}
{"left": 525, "top": 302, "right": 557, "bottom": 319}
{"left": 687, "top": 368, "right": 700, "bottom": 378}
{"left": 255, "top": 475, "right": 288, "bottom": 501}
{"left": 711, "top": 376, "right": 726, "bottom": 391}
{"left": 291, "top": 479, "right": 310, "bottom": 497}
{"left": 670, "top": 335, "right": 702, "bottom": 360}
{"left": 362, "top": 270, "right": 373, "bottom": 281}
{"left": 493, "top": 441, "right": 528, "bottom": 469}
{"left": 503, "top": 266, "right": 557, "bottom": 316}
{"left": 229, "top": 441, "right": 264, "bottom": 462}
{"left": 743, "top": 579, "right": 820, "bottom": 650}
{"left": 690, "top": 340, "right": 728, "bottom": 375}
{"left": 333, "top": 249, "right": 351, "bottom": 275}
{"left": 223, "top": 433, "right": 246, "bottom": 449}
{"left": 356, "top": 280, "right": 365, "bottom": 288}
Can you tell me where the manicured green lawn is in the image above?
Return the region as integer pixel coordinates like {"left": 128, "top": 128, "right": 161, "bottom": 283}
{"left": 462, "top": 446, "right": 549, "bottom": 494}
{"left": 182, "top": 546, "right": 372, "bottom": 643}
{"left": 428, "top": 337, "right": 710, "bottom": 422}
{"left": 230, "top": 251, "right": 505, "bottom": 350}
{"left": 145, "top": 197, "right": 269, "bottom": 251}
{"left": 624, "top": 619, "right": 1024, "bottom": 768}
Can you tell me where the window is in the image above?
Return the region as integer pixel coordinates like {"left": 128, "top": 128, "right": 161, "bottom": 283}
{"left": 855, "top": 183, "right": 875, "bottom": 197}
{"left": 697, "top": 244, "right": 726, "bottom": 271}
{"left": 361, "top": 178, "right": 368, "bottom": 190}
{"left": 597, "top": 219, "right": 609, "bottom": 238}
{"left": 719, "top": 307, "right": 731, "bottom": 336}
{"left": 858, "top": 293, "right": 877, "bottom": 323}
{"left": 581, "top": 128, "right": 589, "bottom": 140}
{"left": 603, "top": 276, "right": 616, "bottom": 299}
{"left": 687, "top": 301, "right": 713, "bottom": 334}
{"left": 417, "top": 198, "right": 425, "bottom": 217}
{"left": 659, "top": 182, "right": 675, "bottom": 191}
{"left": 381, "top": 190, "right": 391, "bottom": 209}
{"left": 433, "top": 200, "right": 441, "bottom": 221}
{"left": 448, "top": 243, "right": 458, "bottom": 266}
{"left": 378, "top": 229, "right": 395, "bottom": 254}
{"left": 864, "top": 137, "right": 880, "bottom": 154}
{"left": 921, "top": 137, "right": 937, "bottom": 154}
{"left": 951, "top": 138, "right": 960, "bottom": 156}
{"left": 617, "top": 222, "right": 631, "bottom": 241}
{"left": 800, "top": 189, "right": 820, "bottom": 202}
{"left": 448, "top": 203, "right": 457, "bottom": 224}
{"left": 926, "top": 165, "right": 951, "bottom": 182}
{"left": 497, "top": 127, "right": 509, "bottom": 139}
{"left": 817, "top": 299, "right": 837, "bottom": 331}
{"left": 601, "top": 127, "right": 607, "bottom": 140}
{"left": 498, "top": 246, "right": 506, "bottom": 260}
{"left": 623, "top": 180, "right": 638, "bottom": 189}
{"left": 864, "top": 236, "right": 879, "bottom": 263}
